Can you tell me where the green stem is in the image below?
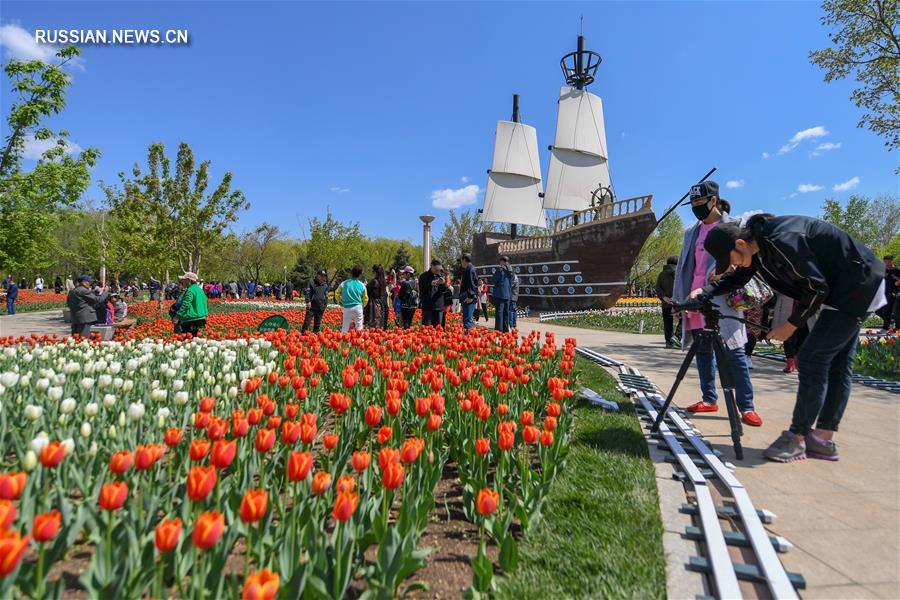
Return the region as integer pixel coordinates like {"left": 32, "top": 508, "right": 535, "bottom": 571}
{"left": 35, "top": 546, "right": 45, "bottom": 598}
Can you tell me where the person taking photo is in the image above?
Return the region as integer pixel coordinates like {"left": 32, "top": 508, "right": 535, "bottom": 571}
{"left": 302, "top": 270, "right": 329, "bottom": 333}
{"left": 695, "top": 213, "right": 885, "bottom": 462}
{"left": 672, "top": 181, "right": 762, "bottom": 427}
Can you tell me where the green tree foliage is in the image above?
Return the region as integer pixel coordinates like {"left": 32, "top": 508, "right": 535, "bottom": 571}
{"left": 304, "top": 210, "right": 368, "bottom": 285}
{"left": 0, "top": 46, "right": 100, "bottom": 274}
{"left": 391, "top": 244, "right": 413, "bottom": 272}
{"left": 105, "top": 142, "right": 248, "bottom": 277}
{"left": 821, "top": 193, "right": 900, "bottom": 251}
{"left": 433, "top": 210, "right": 483, "bottom": 276}
{"left": 629, "top": 213, "right": 684, "bottom": 290}
{"left": 810, "top": 0, "right": 900, "bottom": 154}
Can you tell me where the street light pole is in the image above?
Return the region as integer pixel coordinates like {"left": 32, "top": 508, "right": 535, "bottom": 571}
{"left": 419, "top": 215, "right": 435, "bottom": 268}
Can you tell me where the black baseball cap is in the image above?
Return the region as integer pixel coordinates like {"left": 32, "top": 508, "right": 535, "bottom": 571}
{"left": 689, "top": 180, "right": 719, "bottom": 202}
{"left": 430, "top": 258, "right": 442, "bottom": 266}
{"left": 703, "top": 222, "right": 742, "bottom": 274}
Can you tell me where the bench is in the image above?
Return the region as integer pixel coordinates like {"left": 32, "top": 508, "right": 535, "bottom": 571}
{"left": 89, "top": 318, "right": 137, "bottom": 340}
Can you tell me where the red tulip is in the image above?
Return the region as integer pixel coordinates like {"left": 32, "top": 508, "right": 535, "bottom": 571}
{"left": 247, "top": 408, "right": 263, "bottom": 425}
{"left": 377, "top": 426, "right": 393, "bottom": 445}
{"left": 350, "top": 451, "right": 370, "bottom": 472}
{"left": 300, "top": 421, "right": 317, "bottom": 445}
{"left": 364, "top": 405, "right": 382, "bottom": 428}
{"left": 98, "top": 481, "right": 128, "bottom": 511}
{"left": 497, "top": 403, "right": 509, "bottom": 416}
{"left": 323, "top": 434, "right": 338, "bottom": 450}
{"left": 39, "top": 441, "right": 66, "bottom": 468}
{"left": 239, "top": 489, "right": 269, "bottom": 524}
{"left": 135, "top": 444, "right": 164, "bottom": 470}
{"left": 328, "top": 392, "right": 351, "bottom": 414}
{"left": 254, "top": 428, "right": 276, "bottom": 453}
{"left": 199, "top": 396, "right": 216, "bottom": 413}
{"left": 310, "top": 471, "right": 332, "bottom": 496}
{"left": 0, "top": 473, "right": 26, "bottom": 500}
{"left": 426, "top": 414, "right": 442, "bottom": 432}
{"left": 335, "top": 475, "right": 355, "bottom": 494}
{"left": 285, "top": 403, "right": 300, "bottom": 419}
{"left": 546, "top": 402, "right": 561, "bottom": 417}
{"left": 415, "top": 397, "right": 431, "bottom": 417}
{"left": 192, "top": 511, "right": 225, "bottom": 549}
{"left": 193, "top": 411, "right": 210, "bottom": 429}
{"left": 498, "top": 430, "right": 514, "bottom": 451}
{"left": 381, "top": 461, "right": 405, "bottom": 490}
{"left": 242, "top": 568, "right": 280, "bottom": 600}
{"left": 210, "top": 439, "right": 237, "bottom": 469}
{"left": 155, "top": 517, "right": 182, "bottom": 553}
{"left": 385, "top": 394, "right": 401, "bottom": 416}
{"left": 543, "top": 416, "right": 557, "bottom": 432}
{"left": 32, "top": 510, "right": 61, "bottom": 542}
{"left": 287, "top": 451, "right": 314, "bottom": 482}
{"left": 108, "top": 450, "right": 134, "bottom": 474}
{"left": 0, "top": 500, "right": 15, "bottom": 530}
{"left": 332, "top": 490, "right": 358, "bottom": 522}
{"left": 186, "top": 466, "right": 218, "bottom": 501}
{"left": 190, "top": 439, "right": 211, "bottom": 461}
{"left": 206, "top": 417, "right": 228, "bottom": 441}
{"left": 540, "top": 430, "right": 555, "bottom": 446}
{"left": 266, "top": 415, "right": 282, "bottom": 430}
{"left": 431, "top": 395, "right": 445, "bottom": 416}
{"left": 378, "top": 447, "right": 400, "bottom": 471}
{"left": 522, "top": 425, "right": 539, "bottom": 444}
{"left": 0, "top": 530, "right": 29, "bottom": 576}
{"left": 520, "top": 410, "right": 535, "bottom": 426}
{"left": 476, "top": 488, "right": 499, "bottom": 516}
{"left": 164, "top": 428, "right": 183, "bottom": 447}
{"left": 474, "top": 438, "right": 490, "bottom": 455}
{"left": 400, "top": 438, "right": 424, "bottom": 464}
{"left": 281, "top": 421, "right": 301, "bottom": 445}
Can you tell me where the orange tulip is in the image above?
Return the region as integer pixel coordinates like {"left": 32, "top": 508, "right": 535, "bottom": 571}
{"left": 0, "top": 500, "right": 15, "bottom": 530}
{"left": 285, "top": 403, "right": 300, "bottom": 419}
{"left": 378, "top": 447, "right": 400, "bottom": 471}
{"left": 310, "top": 471, "right": 332, "bottom": 496}
{"left": 546, "top": 402, "right": 561, "bottom": 417}
{"left": 32, "top": 510, "right": 61, "bottom": 542}
{"left": 332, "top": 490, "right": 358, "bottom": 522}
{"left": 364, "top": 405, "right": 382, "bottom": 428}
{"left": 335, "top": 475, "right": 355, "bottom": 494}
{"left": 186, "top": 466, "right": 218, "bottom": 501}
{"left": 323, "top": 434, "right": 339, "bottom": 450}
{"left": 192, "top": 511, "right": 225, "bottom": 549}
{"left": 385, "top": 394, "right": 401, "bottom": 416}
{"left": 497, "top": 403, "right": 509, "bottom": 416}
{"left": 522, "top": 425, "right": 539, "bottom": 444}
{"left": 0, "top": 530, "right": 29, "bottom": 577}
{"left": 206, "top": 417, "right": 228, "bottom": 441}
{"left": 190, "top": 439, "right": 211, "bottom": 461}
{"left": 242, "top": 568, "right": 280, "bottom": 600}
{"left": 135, "top": 444, "right": 164, "bottom": 470}
{"left": 164, "top": 427, "right": 183, "bottom": 447}
{"left": 498, "top": 430, "right": 514, "bottom": 451}
{"left": 543, "top": 416, "right": 557, "bottom": 432}
{"left": 254, "top": 428, "right": 276, "bottom": 453}
{"left": 210, "top": 439, "right": 237, "bottom": 469}
{"left": 474, "top": 438, "right": 490, "bottom": 456}
{"left": 239, "top": 489, "right": 269, "bottom": 524}
{"left": 350, "top": 451, "right": 370, "bottom": 472}
{"left": 0, "top": 473, "right": 26, "bottom": 500}
{"left": 519, "top": 410, "right": 535, "bottom": 426}
{"left": 281, "top": 421, "right": 301, "bottom": 445}
{"left": 39, "top": 441, "right": 66, "bottom": 468}
{"left": 400, "top": 438, "right": 424, "bottom": 464}
{"left": 426, "top": 414, "right": 442, "bottom": 432}
{"left": 328, "top": 392, "right": 351, "bottom": 414}
{"left": 108, "top": 450, "right": 134, "bottom": 474}
{"left": 98, "top": 481, "right": 128, "bottom": 511}
{"left": 381, "top": 461, "right": 405, "bottom": 490}
{"left": 247, "top": 408, "right": 263, "bottom": 425}
{"left": 376, "top": 426, "right": 393, "bottom": 445}
{"left": 199, "top": 396, "right": 216, "bottom": 413}
{"left": 193, "top": 411, "right": 210, "bottom": 429}
{"left": 540, "top": 430, "right": 554, "bottom": 446}
{"left": 414, "top": 397, "right": 431, "bottom": 417}
{"left": 476, "top": 488, "right": 499, "bottom": 516}
{"left": 155, "top": 517, "right": 182, "bottom": 553}
{"left": 300, "top": 421, "right": 317, "bottom": 445}
{"left": 266, "top": 415, "right": 282, "bottom": 430}
{"left": 287, "top": 451, "right": 314, "bottom": 482}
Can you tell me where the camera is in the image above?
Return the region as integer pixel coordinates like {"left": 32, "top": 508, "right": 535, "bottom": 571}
{"left": 672, "top": 294, "right": 717, "bottom": 314}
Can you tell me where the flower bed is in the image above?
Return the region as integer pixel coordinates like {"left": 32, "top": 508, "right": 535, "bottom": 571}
{"left": 0, "top": 325, "right": 574, "bottom": 597}
{"left": 614, "top": 297, "right": 660, "bottom": 308}
{"left": 856, "top": 331, "right": 900, "bottom": 381}
{"left": 550, "top": 309, "right": 664, "bottom": 335}
{"left": 0, "top": 291, "right": 69, "bottom": 315}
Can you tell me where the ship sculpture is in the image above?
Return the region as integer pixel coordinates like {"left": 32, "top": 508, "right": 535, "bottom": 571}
{"left": 473, "top": 34, "right": 656, "bottom": 311}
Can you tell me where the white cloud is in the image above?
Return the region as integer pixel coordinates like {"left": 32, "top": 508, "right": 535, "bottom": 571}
{"left": 329, "top": 187, "right": 350, "bottom": 193}
{"left": 725, "top": 179, "right": 744, "bottom": 189}
{"left": 621, "top": 131, "right": 627, "bottom": 139}
{"left": 431, "top": 184, "right": 481, "bottom": 209}
{"left": 22, "top": 134, "right": 81, "bottom": 160}
{"left": 736, "top": 210, "right": 763, "bottom": 226}
{"left": 778, "top": 125, "right": 829, "bottom": 155}
{"left": 811, "top": 141, "right": 842, "bottom": 157}
{"left": 460, "top": 176, "right": 469, "bottom": 183}
{"left": 0, "top": 24, "right": 82, "bottom": 68}
{"left": 797, "top": 183, "right": 824, "bottom": 193}
{"left": 762, "top": 152, "right": 770, "bottom": 160}
{"left": 833, "top": 176, "right": 860, "bottom": 192}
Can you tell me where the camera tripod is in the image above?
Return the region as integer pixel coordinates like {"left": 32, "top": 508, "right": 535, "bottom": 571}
{"left": 650, "top": 298, "right": 767, "bottom": 460}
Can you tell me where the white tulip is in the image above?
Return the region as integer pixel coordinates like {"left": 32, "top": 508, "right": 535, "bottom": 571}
{"left": 24, "top": 405, "right": 43, "bottom": 421}
{"left": 122, "top": 380, "right": 133, "bottom": 393}
{"left": 0, "top": 384, "right": 5, "bottom": 397}
{"left": 174, "top": 391, "right": 189, "bottom": 405}
{"left": 0, "top": 372, "right": 19, "bottom": 388}
{"left": 89, "top": 441, "right": 98, "bottom": 456}
{"left": 118, "top": 411, "right": 126, "bottom": 427}
{"left": 60, "top": 398, "right": 76, "bottom": 414}
{"left": 109, "top": 361, "right": 121, "bottom": 375}
{"left": 79, "top": 377, "right": 95, "bottom": 391}
{"left": 62, "top": 438, "right": 75, "bottom": 456}
{"left": 85, "top": 402, "right": 99, "bottom": 417}
{"left": 126, "top": 359, "right": 138, "bottom": 371}
{"left": 157, "top": 407, "right": 171, "bottom": 419}
{"left": 127, "top": 402, "right": 145, "bottom": 422}
{"left": 30, "top": 433, "right": 49, "bottom": 453}
{"left": 172, "top": 379, "right": 184, "bottom": 391}
{"left": 228, "top": 386, "right": 238, "bottom": 399}
{"left": 48, "top": 386, "right": 63, "bottom": 402}
{"left": 150, "top": 379, "right": 160, "bottom": 390}
{"left": 22, "top": 450, "right": 37, "bottom": 472}
{"left": 53, "top": 374, "right": 66, "bottom": 386}
{"left": 98, "top": 374, "right": 112, "bottom": 389}
{"left": 18, "top": 374, "right": 30, "bottom": 388}
{"left": 113, "top": 377, "right": 123, "bottom": 389}
{"left": 80, "top": 422, "right": 92, "bottom": 438}
{"left": 108, "top": 425, "right": 117, "bottom": 439}
{"left": 103, "top": 394, "right": 117, "bottom": 408}
{"left": 36, "top": 378, "right": 50, "bottom": 392}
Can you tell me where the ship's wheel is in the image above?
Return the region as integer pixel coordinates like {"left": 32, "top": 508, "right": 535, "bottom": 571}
{"left": 590, "top": 184, "right": 614, "bottom": 207}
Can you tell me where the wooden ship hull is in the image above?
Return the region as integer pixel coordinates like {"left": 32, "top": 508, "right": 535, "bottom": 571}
{"left": 473, "top": 195, "right": 655, "bottom": 311}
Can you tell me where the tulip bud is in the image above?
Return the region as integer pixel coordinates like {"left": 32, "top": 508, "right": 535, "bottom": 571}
{"left": 62, "top": 438, "right": 75, "bottom": 456}
{"left": 108, "top": 425, "right": 117, "bottom": 439}
{"left": 122, "top": 379, "right": 133, "bottom": 393}
{"left": 80, "top": 422, "right": 92, "bottom": 438}
{"left": 22, "top": 450, "right": 37, "bottom": 472}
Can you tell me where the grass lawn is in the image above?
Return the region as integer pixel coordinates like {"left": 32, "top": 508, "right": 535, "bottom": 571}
{"left": 496, "top": 357, "right": 666, "bottom": 599}
{"left": 551, "top": 310, "right": 665, "bottom": 336}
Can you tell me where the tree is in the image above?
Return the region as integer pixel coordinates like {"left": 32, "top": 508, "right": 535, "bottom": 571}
{"left": 106, "top": 142, "right": 248, "bottom": 277}
{"left": 810, "top": 0, "right": 900, "bottom": 155}
{"left": 821, "top": 193, "right": 900, "bottom": 251}
{"left": 234, "top": 223, "right": 284, "bottom": 282}
{"left": 433, "top": 210, "right": 482, "bottom": 277}
{"left": 0, "top": 46, "right": 100, "bottom": 274}
{"left": 391, "top": 245, "right": 413, "bottom": 272}
{"left": 304, "top": 210, "right": 367, "bottom": 286}
{"left": 628, "top": 213, "right": 684, "bottom": 290}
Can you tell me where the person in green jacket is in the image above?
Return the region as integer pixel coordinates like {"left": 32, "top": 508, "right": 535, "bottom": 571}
{"left": 173, "top": 272, "right": 208, "bottom": 336}
{"left": 335, "top": 265, "right": 368, "bottom": 333}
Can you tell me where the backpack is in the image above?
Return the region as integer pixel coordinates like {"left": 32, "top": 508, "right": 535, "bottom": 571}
{"left": 400, "top": 280, "right": 419, "bottom": 308}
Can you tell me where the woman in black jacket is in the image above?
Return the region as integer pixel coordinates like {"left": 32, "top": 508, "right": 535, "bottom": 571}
{"left": 694, "top": 214, "right": 885, "bottom": 463}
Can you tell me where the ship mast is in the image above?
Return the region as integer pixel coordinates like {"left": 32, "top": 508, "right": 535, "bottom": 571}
{"left": 510, "top": 93, "right": 520, "bottom": 240}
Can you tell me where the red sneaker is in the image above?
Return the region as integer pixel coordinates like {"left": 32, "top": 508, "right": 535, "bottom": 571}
{"left": 783, "top": 358, "right": 798, "bottom": 373}
{"left": 741, "top": 410, "right": 763, "bottom": 427}
{"left": 686, "top": 401, "right": 719, "bottom": 413}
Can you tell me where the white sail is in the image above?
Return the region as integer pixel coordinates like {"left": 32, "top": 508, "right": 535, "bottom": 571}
{"left": 543, "top": 87, "right": 611, "bottom": 212}
{"left": 481, "top": 120, "right": 547, "bottom": 227}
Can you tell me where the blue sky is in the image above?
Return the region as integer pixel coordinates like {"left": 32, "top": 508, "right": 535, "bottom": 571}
{"left": 2, "top": 1, "right": 897, "bottom": 243}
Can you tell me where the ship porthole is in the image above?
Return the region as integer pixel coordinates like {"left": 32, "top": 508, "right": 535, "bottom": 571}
{"left": 539, "top": 288, "right": 545, "bottom": 295}
{"left": 524, "top": 288, "right": 531, "bottom": 294}
{"left": 542, "top": 265, "right": 549, "bottom": 272}
{"left": 575, "top": 275, "right": 583, "bottom": 283}
{"left": 528, "top": 277, "right": 535, "bottom": 284}
{"left": 585, "top": 286, "right": 593, "bottom": 294}
{"left": 542, "top": 276, "right": 549, "bottom": 284}
{"left": 552, "top": 287, "right": 559, "bottom": 295}
{"left": 567, "top": 287, "right": 575, "bottom": 294}
{"left": 557, "top": 275, "right": 565, "bottom": 284}
{"left": 528, "top": 266, "right": 533, "bottom": 273}
{"left": 515, "top": 266, "right": 521, "bottom": 273}
{"left": 563, "top": 264, "right": 571, "bottom": 272}
{"left": 491, "top": 267, "right": 496, "bottom": 274}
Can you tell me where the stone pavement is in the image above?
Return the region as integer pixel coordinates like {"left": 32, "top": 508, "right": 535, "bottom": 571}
{"left": 0, "top": 309, "right": 70, "bottom": 338}
{"left": 518, "top": 318, "right": 899, "bottom": 599}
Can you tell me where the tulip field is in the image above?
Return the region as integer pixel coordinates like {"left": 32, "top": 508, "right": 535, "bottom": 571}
{"left": 0, "top": 320, "right": 581, "bottom": 598}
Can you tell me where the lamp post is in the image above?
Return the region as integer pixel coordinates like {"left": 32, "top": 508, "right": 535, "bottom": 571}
{"left": 419, "top": 215, "right": 435, "bottom": 268}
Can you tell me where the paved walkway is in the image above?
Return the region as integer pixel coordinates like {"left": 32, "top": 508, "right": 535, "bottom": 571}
{"left": 519, "top": 318, "right": 899, "bottom": 599}
{"left": 0, "top": 310, "right": 70, "bottom": 338}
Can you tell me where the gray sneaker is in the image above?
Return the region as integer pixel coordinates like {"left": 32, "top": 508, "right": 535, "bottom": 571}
{"left": 764, "top": 431, "right": 807, "bottom": 463}
{"left": 805, "top": 434, "right": 840, "bottom": 461}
